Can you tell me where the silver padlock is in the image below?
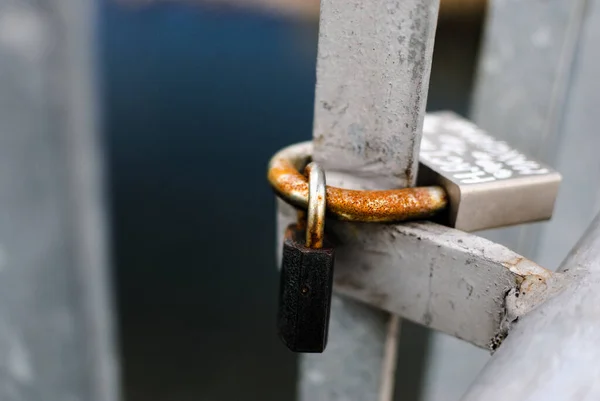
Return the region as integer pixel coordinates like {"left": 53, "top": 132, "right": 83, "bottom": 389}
{"left": 417, "top": 112, "right": 561, "bottom": 232}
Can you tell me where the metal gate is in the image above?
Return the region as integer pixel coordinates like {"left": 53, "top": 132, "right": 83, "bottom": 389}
{"left": 1, "top": 0, "right": 599, "bottom": 400}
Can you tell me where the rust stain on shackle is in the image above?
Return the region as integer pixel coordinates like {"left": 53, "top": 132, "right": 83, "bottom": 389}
{"left": 268, "top": 142, "right": 448, "bottom": 222}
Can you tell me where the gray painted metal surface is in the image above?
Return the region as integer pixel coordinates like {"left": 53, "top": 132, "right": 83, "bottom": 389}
{"left": 536, "top": 0, "right": 600, "bottom": 270}
{"left": 462, "top": 213, "right": 600, "bottom": 401}
{"left": 471, "top": 0, "right": 586, "bottom": 257}
{"left": 285, "top": 1, "right": 439, "bottom": 400}
{"left": 312, "top": 0, "right": 439, "bottom": 190}
{"left": 0, "top": 0, "right": 119, "bottom": 400}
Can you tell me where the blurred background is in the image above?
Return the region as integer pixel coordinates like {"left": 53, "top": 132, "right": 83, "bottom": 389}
{"left": 102, "top": 0, "right": 487, "bottom": 400}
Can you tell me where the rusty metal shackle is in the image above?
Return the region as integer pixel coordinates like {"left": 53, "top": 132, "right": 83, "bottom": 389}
{"left": 268, "top": 141, "right": 448, "bottom": 223}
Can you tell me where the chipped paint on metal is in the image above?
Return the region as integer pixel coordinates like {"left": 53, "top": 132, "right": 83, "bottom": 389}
{"left": 501, "top": 256, "right": 553, "bottom": 279}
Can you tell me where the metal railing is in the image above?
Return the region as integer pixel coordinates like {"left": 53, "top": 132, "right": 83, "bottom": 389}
{"left": 1, "top": 0, "right": 599, "bottom": 400}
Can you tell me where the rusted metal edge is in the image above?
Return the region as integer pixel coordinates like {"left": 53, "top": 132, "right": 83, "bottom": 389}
{"left": 268, "top": 142, "right": 448, "bottom": 223}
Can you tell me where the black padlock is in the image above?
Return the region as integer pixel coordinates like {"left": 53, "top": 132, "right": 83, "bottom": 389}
{"left": 278, "top": 163, "right": 335, "bottom": 353}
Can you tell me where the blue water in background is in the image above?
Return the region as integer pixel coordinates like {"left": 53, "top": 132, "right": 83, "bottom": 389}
{"left": 103, "top": 4, "right": 315, "bottom": 399}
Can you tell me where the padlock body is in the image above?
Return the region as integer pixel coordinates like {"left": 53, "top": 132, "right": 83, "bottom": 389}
{"left": 418, "top": 112, "right": 561, "bottom": 232}
{"left": 278, "top": 224, "right": 335, "bottom": 353}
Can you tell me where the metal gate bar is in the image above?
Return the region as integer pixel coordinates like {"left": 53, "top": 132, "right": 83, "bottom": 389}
{"left": 0, "top": 1, "right": 119, "bottom": 400}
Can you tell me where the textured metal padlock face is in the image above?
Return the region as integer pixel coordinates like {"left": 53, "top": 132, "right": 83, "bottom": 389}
{"left": 417, "top": 112, "right": 561, "bottom": 232}
{"left": 278, "top": 225, "right": 335, "bottom": 353}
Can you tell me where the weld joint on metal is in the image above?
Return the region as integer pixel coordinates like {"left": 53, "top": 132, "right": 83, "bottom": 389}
{"left": 490, "top": 271, "right": 571, "bottom": 352}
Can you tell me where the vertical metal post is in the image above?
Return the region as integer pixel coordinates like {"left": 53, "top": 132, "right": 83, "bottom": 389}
{"left": 298, "top": 1, "right": 439, "bottom": 400}
{"left": 0, "top": 1, "right": 119, "bottom": 400}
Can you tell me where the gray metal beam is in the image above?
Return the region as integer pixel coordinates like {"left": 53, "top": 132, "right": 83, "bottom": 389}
{"left": 329, "top": 219, "right": 563, "bottom": 350}
{"left": 0, "top": 1, "right": 119, "bottom": 400}
{"left": 312, "top": 0, "right": 439, "bottom": 190}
